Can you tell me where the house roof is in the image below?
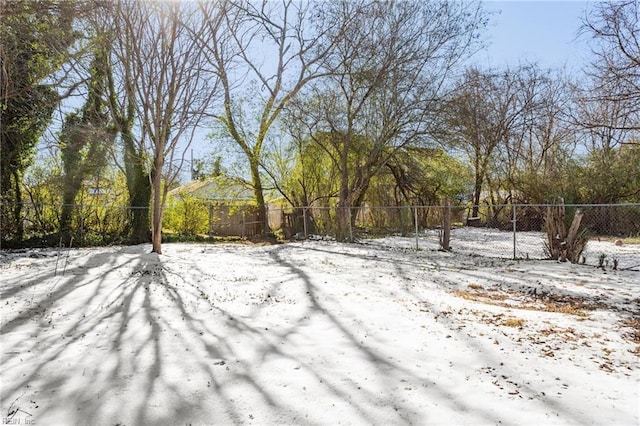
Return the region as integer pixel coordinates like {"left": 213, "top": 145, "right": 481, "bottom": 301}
{"left": 169, "top": 177, "right": 254, "bottom": 202}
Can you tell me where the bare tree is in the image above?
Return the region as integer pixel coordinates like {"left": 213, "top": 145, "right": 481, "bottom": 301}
{"left": 195, "top": 0, "right": 337, "bottom": 235}
{"left": 446, "top": 66, "right": 535, "bottom": 220}
{"left": 582, "top": 0, "right": 640, "bottom": 133}
{"left": 289, "top": 0, "right": 487, "bottom": 241}
{"left": 110, "top": 1, "right": 219, "bottom": 253}
{"left": 575, "top": 81, "right": 635, "bottom": 154}
{"left": 499, "top": 67, "right": 577, "bottom": 205}
{"left": 572, "top": 79, "right": 640, "bottom": 204}
{"left": 569, "top": 1, "right": 640, "bottom": 205}
{"left": 273, "top": 112, "right": 341, "bottom": 209}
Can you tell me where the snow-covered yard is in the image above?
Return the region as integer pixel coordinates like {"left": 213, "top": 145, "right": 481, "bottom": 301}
{"left": 1, "top": 233, "right": 638, "bottom": 425}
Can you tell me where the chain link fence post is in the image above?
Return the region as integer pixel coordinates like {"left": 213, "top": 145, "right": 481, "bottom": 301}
{"left": 241, "top": 210, "right": 245, "bottom": 238}
{"left": 207, "top": 203, "right": 213, "bottom": 238}
{"left": 303, "top": 207, "right": 308, "bottom": 239}
{"left": 79, "top": 204, "right": 84, "bottom": 247}
{"left": 0, "top": 199, "right": 3, "bottom": 250}
{"left": 414, "top": 206, "right": 419, "bottom": 250}
{"left": 348, "top": 207, "right": 354, "bottom": 242}
{"left": 512, "top": 204, "right": 517, "bottom": 260}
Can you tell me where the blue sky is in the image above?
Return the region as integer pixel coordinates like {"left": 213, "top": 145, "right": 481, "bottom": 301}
{"left": 472, "top": 1, "right": 591, "bottom": 71}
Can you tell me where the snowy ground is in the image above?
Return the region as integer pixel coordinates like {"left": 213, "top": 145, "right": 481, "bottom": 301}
{"left": 1, "top": 232, "right": 638, "bottom": 425}
{"left": 362, "top": 227, "right": 640, "bottom": 270}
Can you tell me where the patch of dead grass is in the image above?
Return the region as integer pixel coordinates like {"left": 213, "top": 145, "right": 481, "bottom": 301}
{"left": 502, "top": 317, "right": 526, "bottom": 327}
{"left": 454, "top": 289, "right": 508, "bottom": 302}
{"left": 539, "top": 302, "right": 589, "bottom": 316}
{"left": 537, "top": 326, "right": 585, "bottom": 339}
{"left": 452, "top": 288, "right": 601, "bottom": 317}
{"left": 620, "top": 317, "right": 640, "bottom": 356}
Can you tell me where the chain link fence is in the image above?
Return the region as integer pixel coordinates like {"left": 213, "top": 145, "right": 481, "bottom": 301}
{"left": 2, "top": 200, "right": 639, "bottom": 270}
{"left": 281, "top": 203, "right": 640, "bottom": 270}
{"left": 0, "top": 200, "right": 266, "bottom": 247}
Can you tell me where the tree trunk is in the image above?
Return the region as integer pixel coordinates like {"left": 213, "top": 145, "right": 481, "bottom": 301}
{"left": 545, "top": 201, "right": 565, "bottom": 260}
{"left": 335, "top": 133, "right": 353, "bottom": 243}
{"left": 151, "top": 154, "right": 164, "bottom": 254}
{"left": 123, "top": 132, "right": 151, "bottom": 244}
{"left": 565, "top": 209, "right": 585, "bottom": 263}
{"left": 151, "top": 197, "right": 163, "bottom": 253}
{"left": 440, "top": 197, "right": 451, "bottom": 251}
{"left": 336, "top": 201, "right": 350, "bottom": 242}
{"left": 128, "top": 166, "right": 151, "bottom": 244}
{"left": 60, "top": 183, "right": 81, "bottom": 243}
{"left": 249, "top": 159, "right": 268, "bottom": 236}
{"left": 351, "top": 189, "right": 368, "bottom": 230}
{"left": 60, "top": 126, "right": 83, "bottom": 243}
{"left": 12, "top": 169, "right": 24, "bottom": 241}
{"left": 544, "top": 200, "right": 588, "bottom": 263}
{"left": 336, "top": 161, "right": 351, "bottom": 242}
{"left": 0, "top": 155, "right": 11, "bottom": 244}
{"left": 472, "top": 171, "right": 482, "bottom": 219}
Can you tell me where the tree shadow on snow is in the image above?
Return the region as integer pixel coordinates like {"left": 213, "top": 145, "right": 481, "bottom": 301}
{"left": 266, "top": 242, "right": 602, "bottom": 425}
{"left": 0, "top": 242, "right": 608, "bottom": 425}
{"left": 1, "top": 246, "right": 205, "bottom": 424}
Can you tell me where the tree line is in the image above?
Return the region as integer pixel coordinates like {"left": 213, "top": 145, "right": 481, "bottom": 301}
{"left": 1, "top": 0, "right": 638, "bottom": 250}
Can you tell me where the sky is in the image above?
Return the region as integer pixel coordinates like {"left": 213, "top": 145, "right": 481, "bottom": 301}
{"left": 473, "top": 1, "right": 592, "bottom": 72}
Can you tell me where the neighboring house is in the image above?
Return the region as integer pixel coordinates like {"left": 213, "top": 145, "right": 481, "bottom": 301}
{"left": 168, "top": 177, "right": 261, "bottom": 237}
